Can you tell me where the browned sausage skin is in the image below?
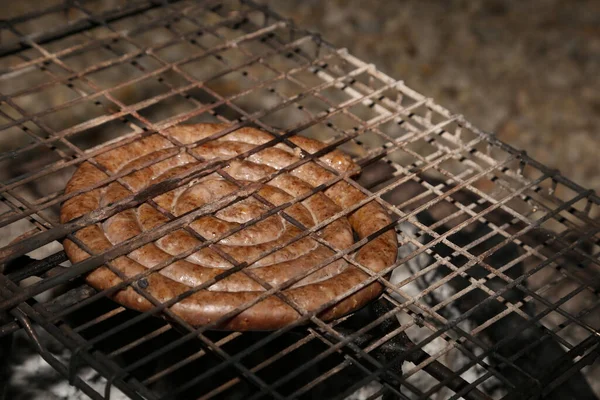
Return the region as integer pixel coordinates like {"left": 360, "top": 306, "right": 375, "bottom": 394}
{"left": 61, "top": 123, "right": 398, "bottom": 330}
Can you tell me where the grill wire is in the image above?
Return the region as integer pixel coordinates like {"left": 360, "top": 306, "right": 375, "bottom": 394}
{"left": 0, "top": 1, "right": 599, "bottom": 399}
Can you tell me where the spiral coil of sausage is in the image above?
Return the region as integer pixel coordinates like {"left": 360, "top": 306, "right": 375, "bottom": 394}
{"left": 61, "top": 123, "right": 397, "bottom": 330}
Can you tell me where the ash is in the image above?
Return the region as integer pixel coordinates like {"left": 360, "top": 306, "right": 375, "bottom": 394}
{"left": 391, "top": 221, "right": 506, "bottom": 399}
{"left": 3, "top": 328, "right": 128, "bottom": 400}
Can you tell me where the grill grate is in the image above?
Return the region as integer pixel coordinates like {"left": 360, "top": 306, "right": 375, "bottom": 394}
{"left": 0, "top": 1, "right": 599, "bottom": 399}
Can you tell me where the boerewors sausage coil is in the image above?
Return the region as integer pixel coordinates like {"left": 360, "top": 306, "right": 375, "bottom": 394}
{"left": 60, "top": 123, "right": 398, "bottom": 330}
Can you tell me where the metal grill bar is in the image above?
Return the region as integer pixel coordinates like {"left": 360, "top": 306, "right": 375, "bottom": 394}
{"left": 0, "top": 0, "right": 598, "bottom": 399}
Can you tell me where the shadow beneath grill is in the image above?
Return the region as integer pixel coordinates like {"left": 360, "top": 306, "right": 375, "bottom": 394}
{"left": 66, "top": 298, "right": 409, "bottom": 399}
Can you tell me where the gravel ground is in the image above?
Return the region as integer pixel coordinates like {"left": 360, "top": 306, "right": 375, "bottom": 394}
{"left": 259, "top": 0, "right": 600, "bottom": 192}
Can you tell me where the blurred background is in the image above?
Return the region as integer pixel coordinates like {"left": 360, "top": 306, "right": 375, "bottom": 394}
{"left": 260, "top": 0, "right": 600, "bottom": 192}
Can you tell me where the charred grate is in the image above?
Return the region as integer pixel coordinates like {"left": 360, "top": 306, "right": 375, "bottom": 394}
{"left": 0, "top": 1, "right": 599, "bottom": 399}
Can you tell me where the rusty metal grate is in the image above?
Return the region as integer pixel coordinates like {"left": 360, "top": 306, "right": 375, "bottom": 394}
{"left": 0, "top": 1, "right": 599, "bottom": 399}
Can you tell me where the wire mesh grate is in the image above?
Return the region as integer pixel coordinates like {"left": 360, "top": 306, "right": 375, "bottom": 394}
{"left": 0, "top": 1, "right": 599, "bottom": 399}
